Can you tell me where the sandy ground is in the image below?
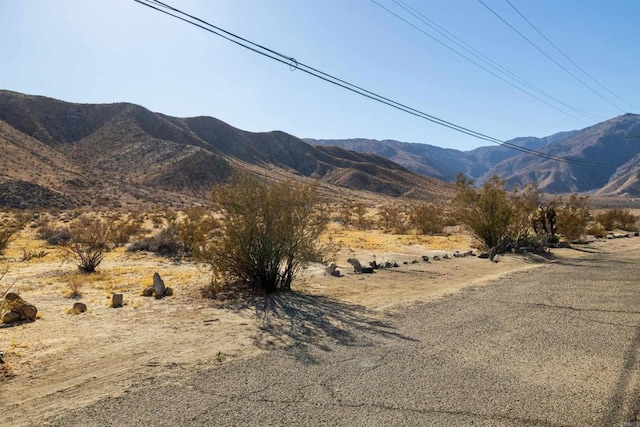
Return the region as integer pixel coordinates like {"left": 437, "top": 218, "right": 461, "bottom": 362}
{"left": 1, "top": 225, "right": 639, "bottom": 425}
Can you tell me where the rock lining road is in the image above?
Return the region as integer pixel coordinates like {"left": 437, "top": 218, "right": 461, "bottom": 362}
{"left": 52, "top": 248, "right": 640, "bottom": 426}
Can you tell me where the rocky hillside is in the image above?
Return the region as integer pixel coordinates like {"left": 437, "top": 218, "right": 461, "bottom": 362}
{"left": 308, "top": 114, "right": 640, "bottom": 196}
{"left": 0, "top": 90, "right": 450, "bottom": 208}
{"left": 306, "top": 131, "right": 578, "bottom": 183}
{"left": 486, "top": 114, "right": 640, "bottom": 195}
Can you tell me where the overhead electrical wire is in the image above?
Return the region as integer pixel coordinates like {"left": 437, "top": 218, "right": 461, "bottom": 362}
{"left": 503, "top": 0, "right": 640, "bottom": 112}
{"left": 476, "top": 0, "right": 626, "bottom": 113}
{"left": 371, "top": 0, "right": 598, "bottom": 124}
{"left": 389, "top": 0, "right": 603, "bottom": 122}
{"left": 133, "top": 0, "right": 608, "bottom": 166}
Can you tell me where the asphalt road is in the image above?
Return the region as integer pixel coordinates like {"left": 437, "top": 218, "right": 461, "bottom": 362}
{"left": 52, "top": 248, "right": 640, "bottom": 426}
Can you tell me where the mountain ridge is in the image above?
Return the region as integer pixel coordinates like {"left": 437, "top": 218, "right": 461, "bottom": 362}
{"left": 0, "top": 90, "right": 450, "bottom": 208}
{"left": 307, "top": 114, "right": 640, "bottom": 196}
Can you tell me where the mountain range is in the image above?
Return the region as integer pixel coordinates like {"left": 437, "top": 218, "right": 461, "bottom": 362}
{"left": 1, "top": 90, "right": 638, "bottom": 210}
{"left": 0, "top": 90, "right": 448, "bottom": 209}
{"left": 307, "top": 113, "right": 640, "bottom": 196}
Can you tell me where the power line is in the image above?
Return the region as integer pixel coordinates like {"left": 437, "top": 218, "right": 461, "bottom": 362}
{"left": 503, "top": 0, "right": 640, "bottom": 112}
{"left": 476, "top": 0, "right": 627, "bottom": 113}
{"left": 372, "top": 0, "right": 598, "bottom": 124}
{"left": 133, "top": 0, "right": 608, "bottom": 166}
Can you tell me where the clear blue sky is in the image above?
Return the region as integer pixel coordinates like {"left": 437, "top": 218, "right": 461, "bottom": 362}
{"left": 1, "top": 0, "right": 638, "bottom": 151}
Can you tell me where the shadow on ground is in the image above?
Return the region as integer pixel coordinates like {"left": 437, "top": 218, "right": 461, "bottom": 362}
{"left": 255, "top": 292, "right": 419, "bottom": 363}
{"left": 206, "top": 289, "right": 418, "bottom": 364}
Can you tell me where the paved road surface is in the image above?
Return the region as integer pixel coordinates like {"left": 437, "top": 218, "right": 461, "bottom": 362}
{"left": 52, "top": 248, "right": 640, "bottom": 426}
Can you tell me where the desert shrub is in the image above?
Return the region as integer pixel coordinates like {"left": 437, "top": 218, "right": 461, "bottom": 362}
{"left": 176, "top": 208, "right": 219, "bottom": 259}
{"left": 63, "top": 216, "right": 110, "bottom": 273}
{"left": 0, "top": 219, "right": 24, "bottom": 256}
{"left": 35, "top": 217, "right": 57, "bottom": 239}
{"left": 64, "top": 277, "right": 83, "bottom": 298}
{"left": 127, "top": 229, "right": 181, "bottom": 256}
{"left": 378, "top": 204, "right": 410, "bottom": 234}
{"left": 452, "top": 174, "right": 515, "bottom": 249}
{"left": 510, "top": 183, "right": 544, "bottom": 238}
{"left": 595, "top": 209, "right": 638, "bottom": 231}
{"left": 206, "top": 172, "right": 332, "bottom": 294}
{"left": 337, "top": 201, "right": 372, "bottom": 230}
{"left": 200, "top": 277, "right": 224, "bottom": 298}
{"left": 35, "top": 217, "right": 72, "bottom": 245}
{"left": 451, "top": 176, "right": 553, "bottom": 250}
{"left": 410, "top": 203, "right": 446, "bottom": 235}
{"left": 127, "top": 208, "right": 219, "bottom": 258}
{"left": 21, "top": 249, "right": 48, "bottom": 261}
{"left": 586, "top": 222, "right": 608, "bottom": 238}
{"left": 555, "top": 194, "right": 591, "bottom": 242}
{"left": 108, "top": 217, "right": 144, "bottom": 247}
{"left": 151, "top": 212, "right": 165, "bottom": 229}
{"left": 46, "top": 228, "right": 72, "bottom": 246}
{"left": 0, "top": 227, "right": 14, "bottom": 256}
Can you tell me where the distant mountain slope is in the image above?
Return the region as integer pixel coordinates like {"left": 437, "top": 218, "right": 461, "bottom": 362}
{"left": 0, "top": 90, "right": 450, "bottom": 208}
{"left": 484, "top": 114, "right": 640, "bottom": 194}
{"left": 306, "top": 132, "right": 575, "bottom": 182}
{"left": 308, "top": 116, "right": 640, "bottom": 196}
{"left": 305, "top": 138, "right": 471, "bottom": 181}
{"left": 595, "top": 152, "right": 640, "bottom": 196}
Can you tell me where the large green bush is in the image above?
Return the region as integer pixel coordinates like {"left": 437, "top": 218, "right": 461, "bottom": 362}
{"left": 452, "top": 174, "right": 515, "bottom": 249}
{"left": 206, "top": 173, "right": 332, "bottom": 293}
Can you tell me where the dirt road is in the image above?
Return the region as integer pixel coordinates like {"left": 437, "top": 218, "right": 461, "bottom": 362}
{"left": 45, "top": 245, "right": 640, "bottom": 426}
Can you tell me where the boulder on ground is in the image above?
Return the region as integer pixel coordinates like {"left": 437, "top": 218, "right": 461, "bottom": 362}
{"left": 153, "top": 273, "right": 166, "bottom": 300}
{"left": 141, "top": 287, "right": 154, "bottom": 297}
{"left": 325, "top": 263, "right": 339, "bottom": 276}
{"left": 1, "top": 292, "right": 37, "bottom": 323}
{"left": 69, "top": 302, "right": 87, "bottom": 315}
{"left": 347, "top": 258, "right": 363, "bottom": 273}
{"left": 111, "top": 293, "right": 124, "bottom": 308}
{"left": 2, "top": 311, "right": 21, "bottom": 324}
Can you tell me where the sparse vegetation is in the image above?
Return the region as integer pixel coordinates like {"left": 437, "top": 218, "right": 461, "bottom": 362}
{"left": 410, "top": 203, "right": 446, "bottom": 235}
{"left": 510, "top": 183, "right": 544, "bottom": 238}
{"left": 586, "top": 222, "right": 608, "bottom": 238}
{"left": 127, "top": 207, "right": 219, "bottom": 258}
{"left": 107, "top": 215, "right": 144, "bottom": 247}
{"left": 555, "top": 194, "right": 591, "bottom": 242}
{"left": 63, "top": 216, "right": 110, "bottom": 273}
{"left": 63, "top": 277, "right": 83, "bottom": 298}
{"left": 377, "top": 204, "right": 410, "bottom": 234}
{"left": 0, "top": 219, "right": 23, "bottom": 256}
{"left": 20, "top": 249, "right": 48, "bottom": 262}
{"left": 337, "top": 201, "right": 373, "bottom": 230}
{"left": 595, "top": 208, "right": 638, "bottom": 232}
{"left": 206, "top": 172, "right": 333, "bottom": 294}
